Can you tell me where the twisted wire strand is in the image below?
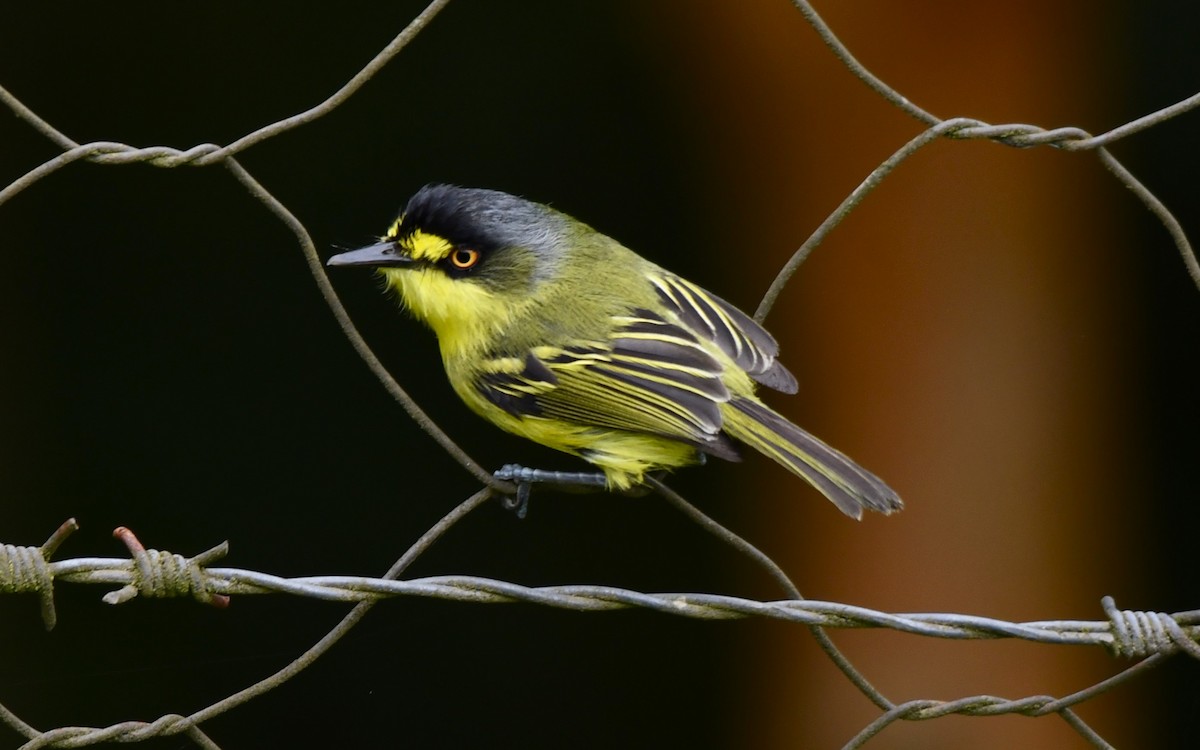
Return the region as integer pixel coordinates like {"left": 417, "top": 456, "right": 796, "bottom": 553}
{"left": 6, "top": 519, "right": 1196, "bottom": 750}
{"left": 19, "top": 536, "right": 1199, "bottom": 658}
{"left": 1, "top": 492, "right": 496, "bottom": 750}
{"left": 0, "top": 0, "right": 453, "bottom": 165}
{"left": 650, "top": 477, "right": 894, "bottom": 711}
{"left": 754, "top": 118, "right": 1199, "bottom": 322}
{"left": 17, "top": 716, "right": 219, "bottom": 750}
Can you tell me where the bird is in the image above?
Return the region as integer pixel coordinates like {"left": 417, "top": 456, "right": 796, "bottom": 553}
{"left": 327, "top": 184, "right": 901, "bottom": 519}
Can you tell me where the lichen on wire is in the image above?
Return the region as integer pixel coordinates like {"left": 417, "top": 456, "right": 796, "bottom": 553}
{"left": 1, "top": 0, "right": 1197, "bottom": 748}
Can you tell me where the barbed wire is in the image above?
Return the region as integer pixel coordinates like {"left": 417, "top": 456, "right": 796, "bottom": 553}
{"left": 2, "top": 0, "right": 1196, "bottom": 748}
{"left": 3, "top": 508, "right": 1198, "bottom": 749}
{"left": 7, "top": 520, "right": 1200, "bottom": 657}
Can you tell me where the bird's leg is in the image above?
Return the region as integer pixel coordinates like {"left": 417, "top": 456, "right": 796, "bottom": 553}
{"left": 493, "top": 464, "right": 608, "bottom": 519}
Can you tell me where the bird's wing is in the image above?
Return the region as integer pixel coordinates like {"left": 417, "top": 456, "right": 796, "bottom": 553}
{"left": 473, "top": 309, "right": 740, "bottom": 459}
{"left": 647, "top": 272, "right": 798, "bottom": 394}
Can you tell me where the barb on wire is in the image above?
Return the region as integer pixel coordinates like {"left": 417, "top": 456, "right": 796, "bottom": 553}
{"left": 0, "top": 493, "right": 495, "bottom": 749}
{"left": 10, "top": 522, "right": 1200, "bottom": 659}
{"left": 102, "top": 526, "right": 230, "bottom": 608}
{"left": 4, "top": 517, "right": 1199, "bottom": 750}
{"left": 0, "top": 518, "right": 78, "bottom": 630}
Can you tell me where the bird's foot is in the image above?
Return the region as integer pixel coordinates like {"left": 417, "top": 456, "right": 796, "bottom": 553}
{"left": 492, "top": 464, "right": 608, "bottom": 519}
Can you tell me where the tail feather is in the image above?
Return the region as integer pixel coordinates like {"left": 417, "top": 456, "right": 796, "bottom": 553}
{"left": 722, "top": 397, "right": 902, "bottom": 519}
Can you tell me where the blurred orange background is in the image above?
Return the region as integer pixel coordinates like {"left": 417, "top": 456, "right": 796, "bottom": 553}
{"left": 655, "top": 2, "right": 1168, "bottom": 747}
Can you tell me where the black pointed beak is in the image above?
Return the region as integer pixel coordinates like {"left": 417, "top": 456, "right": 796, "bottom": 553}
{"left": 327, "top": 241, "right": 416, "bottom": 268}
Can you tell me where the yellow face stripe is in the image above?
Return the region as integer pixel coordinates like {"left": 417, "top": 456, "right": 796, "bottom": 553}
{"left": 383, "top": 216, "right": 456, "bottom": 263}
{"left": 384, "top": 215, "right": 403, "bottom": 238}
{"left": 401, "top": 230, "right": 454, "bottom": 262}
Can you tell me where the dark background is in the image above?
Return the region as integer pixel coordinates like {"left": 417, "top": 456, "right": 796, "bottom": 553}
{"left": 1, "top": 2, "right": 1197, "bottom": 748}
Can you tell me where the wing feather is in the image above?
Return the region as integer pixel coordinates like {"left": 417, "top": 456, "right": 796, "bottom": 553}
{"left": 473, "top": 312, "right": 739, "bottom": 459}
{"left": 649, "top": 273, "right": 798, "bottom": 394}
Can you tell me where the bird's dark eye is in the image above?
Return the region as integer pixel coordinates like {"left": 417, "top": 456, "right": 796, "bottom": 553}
{"left": 448, "top": 248, "right": 481, "bottom": 270}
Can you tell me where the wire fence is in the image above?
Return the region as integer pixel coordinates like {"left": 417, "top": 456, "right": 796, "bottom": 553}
{"left": 2, "top": 1, "right": 1197, "bottom": 747}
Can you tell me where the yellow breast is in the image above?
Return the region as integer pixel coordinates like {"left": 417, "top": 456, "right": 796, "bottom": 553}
{"left": 381, "top": 267, "right": 516, "bottom": 357}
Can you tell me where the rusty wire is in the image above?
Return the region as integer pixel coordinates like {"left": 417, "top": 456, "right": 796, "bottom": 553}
{"left": 1, "top": 0, "right": 1197, "bottom": 748}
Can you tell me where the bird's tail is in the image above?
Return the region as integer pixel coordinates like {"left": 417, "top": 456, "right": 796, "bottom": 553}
{"left": 722, "top": 397, "right": 902, "bottom": 519}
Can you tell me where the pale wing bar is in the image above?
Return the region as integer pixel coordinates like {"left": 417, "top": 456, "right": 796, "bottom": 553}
{"left": 650, "top": 273, "right": 798, "bottom": 394}
{"left": 474, "top": 312, "right": 739, "bottom": 458}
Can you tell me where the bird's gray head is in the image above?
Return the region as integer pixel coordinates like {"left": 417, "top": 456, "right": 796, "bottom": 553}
{"left": 325, "top": 185, "right": 588, "bottom": 347}
{"left": 404, "top": 185, "right": 568, "bottom": 253}
{"left": 379, "top": 184, "right": 574, "bottom": 292}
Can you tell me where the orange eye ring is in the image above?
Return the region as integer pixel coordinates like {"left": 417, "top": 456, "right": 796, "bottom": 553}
{"left": 448, "top": 248, "right": 481, "bottom": 270}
